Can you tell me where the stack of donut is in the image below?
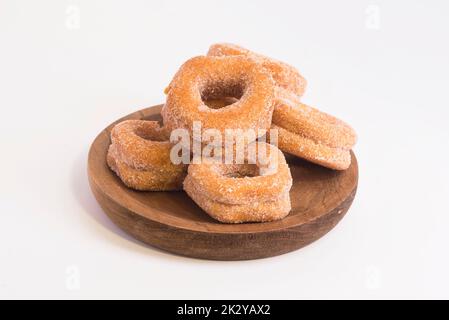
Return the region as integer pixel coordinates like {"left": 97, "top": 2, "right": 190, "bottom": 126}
{"left": 207, "top": 43, "right": 357, "bottom": 170}
{"left": 107, "top": 43, "right": 357, "bottom": 224}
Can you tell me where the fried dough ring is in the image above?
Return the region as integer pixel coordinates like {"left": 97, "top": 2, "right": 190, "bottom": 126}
{"left": 108, "top": 120, "right": 187, "bottom": 191}
{"left": 183, "top": 142, "right": 292, "bottom": 223}
{"left": 272, "top": 88, "right": 356, "bottom": 170}
{"left": 207, "top": 43, "right": 307, "bottom": 96}
{"left": 162, "top": 55, "right": 275, "bottom": 140}
{"left": 107, "top": 145, "right": 186, "bottom": 191}
{"left": 184, "top": 177, "right": 291, "bottom": 224}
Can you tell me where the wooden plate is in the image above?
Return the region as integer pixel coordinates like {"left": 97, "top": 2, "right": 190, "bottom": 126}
{"left": 88, "top": 105, "right": 358, "bottom": 260}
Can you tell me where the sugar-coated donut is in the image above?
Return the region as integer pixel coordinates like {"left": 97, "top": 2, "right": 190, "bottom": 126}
{"left": 107, "top": 145, "right": 186, "bottom": 191}
{"left": 162, "top": 55, "right": 275, "bottom": 140}
{"left": 183, "top": 142, "right": 292, "bottom": 223}
{"left": 108, "top": 120, "right": 187, "bottom": 191}
{"left": 111, "top": 120, "right": 172, "bottom": 170}
{"left": 272, "top": 87, "right": 356, "bottom": 170}
{"left": 184, "top": 177, "right": 291, "bottom": 224}
{"left": 207, "top": 43, "right": 307, "bottom": 97}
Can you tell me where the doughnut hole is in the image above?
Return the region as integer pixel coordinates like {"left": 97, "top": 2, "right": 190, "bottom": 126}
{"left": 134, "top": 124, "right": 167, "bottom": 142}
{"left": 221, "top": 164, "right": 260, "bottom": 178}
{"left": 201, "top": 79, "right": 245, "bottom": 109}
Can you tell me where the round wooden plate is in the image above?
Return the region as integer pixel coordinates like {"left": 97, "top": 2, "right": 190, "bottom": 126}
{"left": 88, "top": 105, "right": 358, "bottom": 260}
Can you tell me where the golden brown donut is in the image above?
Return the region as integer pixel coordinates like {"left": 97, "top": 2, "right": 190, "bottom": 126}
{"left": 162, "top": 55, "right": 275, "bottom": 140}
{"left": 108, "top": 120, "right": 187, "bottom": 191}
{"left": 207, "top": 43, "right": 307, "bottom": 97}
{"left": 107, "top": 145, "right": 186, "bottom": 191}
{"left": 272, "top": 88, "right": 356, "bottom": 170}
{"left": 184, "top": 176, "right": 291, "bottom": 224}
{"left": 183, "top": 142, "right": 292, "bottom": 223}
{"left": 111, "top": 120, "right": 173, "bottom": 170}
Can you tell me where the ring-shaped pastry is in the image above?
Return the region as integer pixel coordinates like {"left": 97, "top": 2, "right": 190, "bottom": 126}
{"left": 162, "top": 55, "right": 275, "bottom": 140}
{"left": 272, "top": 88, "right": 356, "bottom": 170}
{"left": 108, "top": 120, "right": 187, "bottom": 190}
{"left": 183, "top": 142, "right": 292, "bottom": 223}
{"left": 207, "top": 42, "right": 307, "bottom": 97}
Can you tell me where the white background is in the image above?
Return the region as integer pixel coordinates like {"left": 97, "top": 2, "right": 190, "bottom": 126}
{"left": 1, "top": 0, "right": 448, "bottom": 299}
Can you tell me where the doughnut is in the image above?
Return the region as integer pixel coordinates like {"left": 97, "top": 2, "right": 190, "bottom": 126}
{"left": 207, "top": 43, "right": 307, "bottom": 97}
{"left": 108, "top": 120, "right": 187, "bottom": 191}
{"left": 184, "top": 177, "right": 291, "bottom": 224}
{"left": 107, "top": 144, "right": 186, "bottom": 191}
{"left": 111, "top": 120, "right": 171, "bottom": 170}
{"left": 272, "top": 87, "right": 357, "bottom": 170}
{"left": 183, "top": 142, "right": 292, "bottom": 223}
{"left": 162, "top": 55, "right": 275, "bottom": 141}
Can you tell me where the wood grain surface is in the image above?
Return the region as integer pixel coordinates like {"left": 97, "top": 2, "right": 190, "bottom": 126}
{"left": 87, "top": 105, "right": 358, "bottom": 260}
